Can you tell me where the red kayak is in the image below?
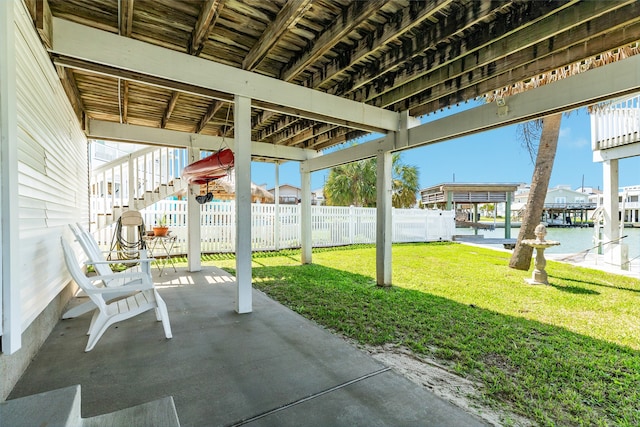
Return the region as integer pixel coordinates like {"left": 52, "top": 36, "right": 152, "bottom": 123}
{"left": 181, "top": 149, "right": 234, "bottom": 185}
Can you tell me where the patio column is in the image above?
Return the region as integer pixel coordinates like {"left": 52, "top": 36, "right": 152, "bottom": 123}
{"left": 602, "top": 159, "right": 627, "bottom": 268}
{"left": 376, "top": 150, "right": 392, "bottom": 286}
{"left": 187, "top": 146, "right": 201, "bottom": 272}
{"left": 0, "top": 0, "right": 21, "bottom": 353}
{"left": 300, "top": 161, "right": 312, "bottom": 264}
{"left": 234, "top": 95, "right": 252, "bottom": 313}
{"left": 274, "top": 161, "right": 280, "bottom": 251}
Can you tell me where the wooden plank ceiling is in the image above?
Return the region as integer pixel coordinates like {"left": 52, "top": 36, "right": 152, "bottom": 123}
{"left": 33, "top": 0, "right": 640, "bottom": 155}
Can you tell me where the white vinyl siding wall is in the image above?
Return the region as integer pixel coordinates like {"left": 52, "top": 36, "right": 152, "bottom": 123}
{"left": 14, "top": 0, "right": 88, "bottom": 331}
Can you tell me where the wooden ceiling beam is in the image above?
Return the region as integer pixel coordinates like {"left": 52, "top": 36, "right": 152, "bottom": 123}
{"left": 87, "top": 120, "right": 320, "bottom": 162}
{"left": 261, "top": 0, "right": 565, "bottom": 144}
{"left": 406, "top": 28, "right": 640, "bottom": 118}
{"left": 195, "top": 100, "right": 223, "bottom": 134}
{"left": 51, "top": 18, "right": 399, "bottom": 132}
{"left": 120, "top": 79, "right": 129, "bottom": 123}
{"left": 249, "top": 0, "right": 456, "bottom": 138}
{"left": 328, "top": 0, "right": 574, "bottom": 102}
{"left": 190, "top": 0, "right": 223, "bottom": 55}
{"left": 302, "top": 0, "right": 463, "bottom": 91}
{"left": 55, "top": 65, "right": 84, "bottom": 123}
{"left": 243, "top": 0, "right": 312, "bottom": 71}
{"left": 365, "top": 0, "right": 636, "bottom": 109}
{"left": 161, "top": 92, "right": 180, "bottom": 128}
{"left": 280, "top": 0, "right": 388, "bottom": 82}
{"left": 119, "top": 0, "right": 134, "bottom": 37}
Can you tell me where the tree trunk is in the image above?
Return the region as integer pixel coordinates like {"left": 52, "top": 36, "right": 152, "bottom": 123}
{"left": 509, "top": 113, "right": 562, "bottom": 270}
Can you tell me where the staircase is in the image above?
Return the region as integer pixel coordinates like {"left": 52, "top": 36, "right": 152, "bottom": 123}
{"left": 90, "top": 146, "right": 190, "bottom": 230}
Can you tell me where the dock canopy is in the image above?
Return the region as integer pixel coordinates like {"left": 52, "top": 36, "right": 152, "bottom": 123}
{"left": 420, "top": 183, "right": 520, "bottom": 239}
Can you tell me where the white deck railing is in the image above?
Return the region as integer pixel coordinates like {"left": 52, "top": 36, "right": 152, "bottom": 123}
{"left": 92, "top": 200, "right": 455, "bottom": 254}
{"left": 591, "top": 94, "right": 640, "bottom": 150}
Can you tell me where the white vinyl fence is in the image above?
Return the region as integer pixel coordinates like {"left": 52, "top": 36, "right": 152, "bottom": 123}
{"left": 94, "top": 200, "right": 454, "bottom": 254}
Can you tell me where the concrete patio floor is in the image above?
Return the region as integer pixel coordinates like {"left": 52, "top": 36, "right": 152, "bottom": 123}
{"left": 9, "top": 265, "right": 487, "bottom": 427}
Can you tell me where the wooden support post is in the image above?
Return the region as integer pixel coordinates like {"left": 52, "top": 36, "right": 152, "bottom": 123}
{"left": 187, "top": 146, "right": 201, "bottom": 272}
{"left": 376, "top": 150, "right": 392, "bottom": 286}
{"left": 234, "top": 95, "right": 252, "bottom": 313}
{"left": 300, "top": 161, "right": 312, "bottom": 264}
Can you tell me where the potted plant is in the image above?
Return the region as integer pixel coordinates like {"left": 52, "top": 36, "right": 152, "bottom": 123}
{"left": 152, "top": 214, "right": 169, "bottom": 237}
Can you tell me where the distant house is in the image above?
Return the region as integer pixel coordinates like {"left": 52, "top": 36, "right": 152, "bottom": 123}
{"left": 512, "top": 185, "right": 597, "bottom": 225}
{"left": 311, "top": 188, "right": 325, "bottom": 206}
{"left": 268, "top": 184, "right": 301, "bottom": 204}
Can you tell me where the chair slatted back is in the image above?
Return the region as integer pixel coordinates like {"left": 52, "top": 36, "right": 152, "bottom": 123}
{"left": 68, "top": 224, "right": 113, "bottom": 277}
{"left": 60, "top": 237, "right": 108, "bottom": 312}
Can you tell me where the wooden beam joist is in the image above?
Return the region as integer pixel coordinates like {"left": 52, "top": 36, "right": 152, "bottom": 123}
{"left": 195, "top": 99, "right": 223, "bottom": 134}
{"left": 368, "top": 0, "right": 636, "bottom": 109}
{"left": 279, "top": 0, "right": 388, "bottom": 82}
{"left": 190, "top": 0, "right": 223, "bottom": 55}
{"left": 161, "top": 92, "right": 180, "bottom": 128}
{"left": 119, "top": 0, "right": 134, "bottom": 37}
{"left": 243, "top": 0, "right": 312, "bottom": 71}
{"left": 404, "top": 20, "right": 640, "bottom": 117}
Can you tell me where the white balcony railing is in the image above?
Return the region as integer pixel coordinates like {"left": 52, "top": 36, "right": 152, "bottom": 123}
{"left": 591, "top": 94, "right": 640, "bottom": 150}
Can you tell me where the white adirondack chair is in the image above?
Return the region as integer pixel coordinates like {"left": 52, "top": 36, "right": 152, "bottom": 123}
{"left": 62, "top": 224, "right": 154, "bottom": 319}
{"left": 61, "top": 237, "right": 172, "bottom": 352}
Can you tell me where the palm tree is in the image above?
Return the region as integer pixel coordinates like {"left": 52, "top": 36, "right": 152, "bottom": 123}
{"left": 325, "top": 153, "right": 418, "bottom": 208}
{"left": 509, "top": 114, "right": 562, "bottom": 270}
{"left": 486, "top": 43, "right": 640, "bottom": 271}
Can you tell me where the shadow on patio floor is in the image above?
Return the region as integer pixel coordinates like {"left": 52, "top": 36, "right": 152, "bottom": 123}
{"left": 9, "top": 266, "right": 487, "bottom": 427}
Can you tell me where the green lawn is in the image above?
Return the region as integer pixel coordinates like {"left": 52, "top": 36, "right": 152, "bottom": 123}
{"left": 197, "top": 243, "right": 640, "bottom": 426}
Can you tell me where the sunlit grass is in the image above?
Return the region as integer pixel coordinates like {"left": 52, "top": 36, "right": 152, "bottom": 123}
{"left": 192, "top": 243, "right": 640, "bottom": 426}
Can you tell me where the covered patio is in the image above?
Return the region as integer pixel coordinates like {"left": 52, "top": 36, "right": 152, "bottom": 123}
{"left": 3, "top": 0, "right": 640, "bottom": 418}
{"left": 7, "top": 266, "right": 486, "bottom": 426}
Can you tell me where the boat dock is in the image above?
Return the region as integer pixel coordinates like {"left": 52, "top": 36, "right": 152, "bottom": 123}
{"left": 453, "top": 235, "right": 517, "bottom": 249}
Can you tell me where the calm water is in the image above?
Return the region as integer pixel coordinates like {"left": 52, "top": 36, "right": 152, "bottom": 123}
{"left": 458, "top": 226, "right": 640, "bottom": 260}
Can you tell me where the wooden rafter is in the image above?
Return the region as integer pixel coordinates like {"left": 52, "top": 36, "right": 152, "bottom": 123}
{"left": 302, "top": 0, "right": 461, "bottom": 91}
{"left": 279, "top": 0, "right": 388, "bottom": 82}
{"left": 243, "top": 0, "right": 312, "bottom": 71}
{"left": 120, "top": 79, "right": 129, "bottom": 124}
{"left": 195, "top": 100, "right": 223, "bottom": 134}
{"left": 363, "top": 0, "right": 632, "bottom": 108}
{"left": 119, "top": 0, "right": 134, "bottom": 37}
{"left": 407, "top": 24, "right": 640, "bottom": 118}
{"left": 161, "top": 92, "right": 180, "bottom": 129}
{"left": 55, "top": 65, "right": 84, "bottom": 123}
{"left": 190, "top": 0, "right": 223, "bottom": 55}
{"left": 260, "top": 0, "right": 510, "bottom": 143}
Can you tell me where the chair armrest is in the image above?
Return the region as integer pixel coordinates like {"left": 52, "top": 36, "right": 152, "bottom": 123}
{"left": 89, "top": 272, "right": 154, "bottom": 290}
{"left": 89, "top": 282, "right": 154, "bottom": 294}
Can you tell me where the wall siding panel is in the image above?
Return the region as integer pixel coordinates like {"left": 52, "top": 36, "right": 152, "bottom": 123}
{"left": 14, "top": 1, "right": 88, "bottom": 330}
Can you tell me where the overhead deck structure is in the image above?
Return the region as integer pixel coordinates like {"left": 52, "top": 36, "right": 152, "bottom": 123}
{"left": 3, "top": 0, "right": 640, "bottom": 361}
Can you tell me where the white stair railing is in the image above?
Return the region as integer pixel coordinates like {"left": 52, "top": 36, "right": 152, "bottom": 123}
{"left": 90, "top": 146, "right": 190, "bottom": 230}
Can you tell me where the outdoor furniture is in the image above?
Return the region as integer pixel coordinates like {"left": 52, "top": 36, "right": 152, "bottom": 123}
{"left": 62, "top": 224, "right": 155, "bottom": 319}
{"left": 143, "top": 233, "right": 178, "bottom": 276}
{"left": 61, "top": 237, "right": 172, "bottom": 352}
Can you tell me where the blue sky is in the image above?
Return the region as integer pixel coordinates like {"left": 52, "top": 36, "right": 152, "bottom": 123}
{"left": 251, "top": 106, "right": 640, "bottom": 192}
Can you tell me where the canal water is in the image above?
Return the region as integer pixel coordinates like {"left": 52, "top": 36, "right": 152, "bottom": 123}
{"left": 458, "top": 226, "right": 640, "bottom": 261}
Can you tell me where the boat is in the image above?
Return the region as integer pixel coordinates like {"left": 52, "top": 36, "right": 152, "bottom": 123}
{"left": 181, "top": 149, "right": 234, "bottom": 185}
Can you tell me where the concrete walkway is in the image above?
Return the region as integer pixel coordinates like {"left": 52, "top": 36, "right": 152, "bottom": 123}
{"left": 9, "top": 266, "right": 487, "bottom": 427}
